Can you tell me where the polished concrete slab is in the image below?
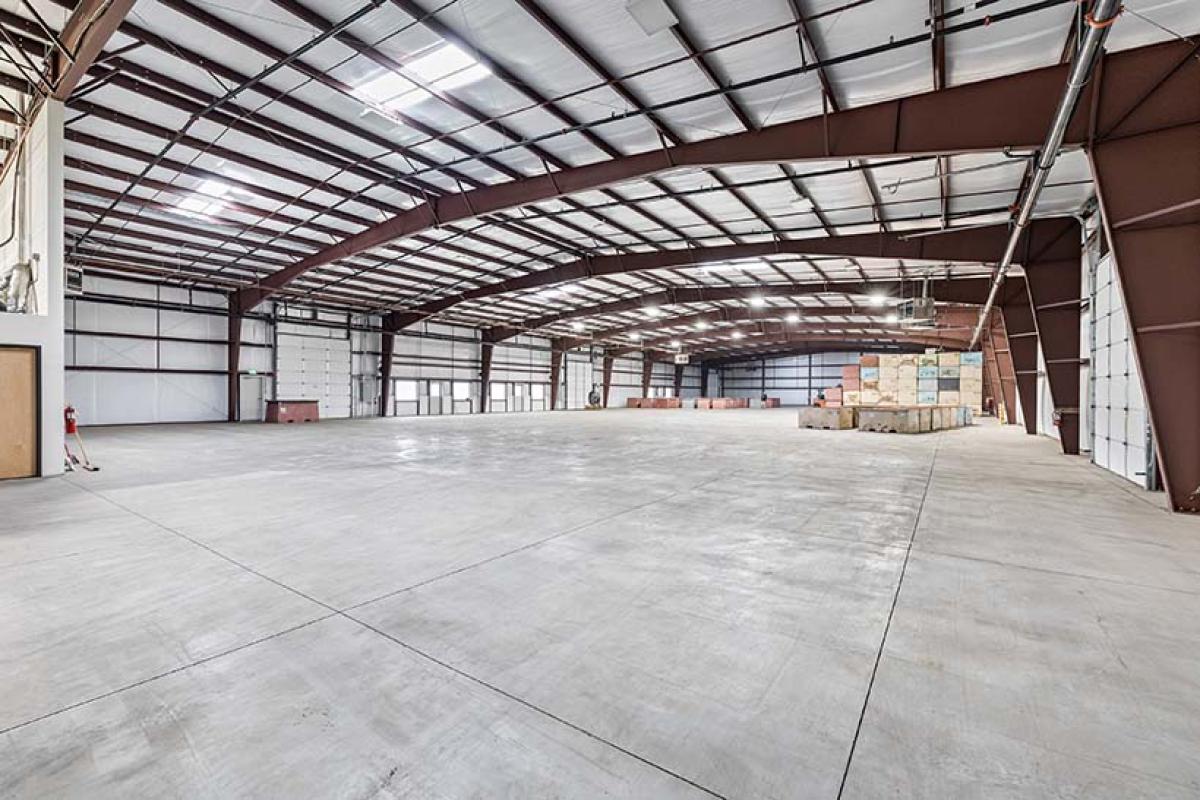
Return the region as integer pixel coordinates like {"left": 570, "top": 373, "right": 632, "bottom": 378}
{"left": 2, "top": 410, "right": 1198, "bottom": 798}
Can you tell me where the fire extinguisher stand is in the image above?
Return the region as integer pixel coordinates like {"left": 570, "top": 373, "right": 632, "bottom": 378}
{"left": 63, "top": 405, "right": 100, "bottom": 472}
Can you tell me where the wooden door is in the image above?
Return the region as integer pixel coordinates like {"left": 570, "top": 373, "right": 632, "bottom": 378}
{"left": 0, "top": 346, "right": 38, "bottom": 479}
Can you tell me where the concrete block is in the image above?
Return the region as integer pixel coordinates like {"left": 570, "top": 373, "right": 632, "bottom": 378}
{"left": 858, "top": 408, "right": 924, "bottom": 433}
{"left": 797, "top": 406, "right": 856, "bottom": 429}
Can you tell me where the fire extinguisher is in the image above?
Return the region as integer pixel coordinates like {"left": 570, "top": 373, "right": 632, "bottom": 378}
{"left": 64, "top": 405, "right": 78, "bottom": 435}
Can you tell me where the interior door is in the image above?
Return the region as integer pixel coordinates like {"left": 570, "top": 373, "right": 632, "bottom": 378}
{"left": 239, "top": 375, "right": 267, "bottom": 421}
{"left": 0, "top": 346, "right": 38, "bottom": 479}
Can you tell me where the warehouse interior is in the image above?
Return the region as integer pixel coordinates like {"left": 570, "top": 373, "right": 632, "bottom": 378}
{"left": 1, "top": 0, "right": 1199, "bottom": 796}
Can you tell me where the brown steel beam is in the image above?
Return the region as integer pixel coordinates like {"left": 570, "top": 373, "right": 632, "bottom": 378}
{"left": 674, "top": 330, "right": 974, "bottom": 362}
{"left": 385, "top": 221, "right": 1082, "bottom": 331}
{"left": 51, "top": 0, "right": 136, "bottom": 100}
{"left": 641, "top": 357, "right": 654, "bottom": 398}
{"left": 988, "top": 311, "right": 1019, "bottom": 424}
{"left": 1088, "top": 41, "right": 1200, "bottom": 511}
{"left": 237, "top": 37, "right": 1164, "bottom": 308}
{"left": 496, "top": 277, "right": 997, "bottom": 339}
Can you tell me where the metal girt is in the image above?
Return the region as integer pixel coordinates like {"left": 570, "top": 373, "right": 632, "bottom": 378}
{"left": 51, "top": 0, "right": 137, "bottom": 100}
{"left": 640, "top": 330, "right": 973, "bottom": 362}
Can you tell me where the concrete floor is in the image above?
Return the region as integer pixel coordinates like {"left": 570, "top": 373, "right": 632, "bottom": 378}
{"left": 2, "top": 410, "right": 1199, "bottom": 799}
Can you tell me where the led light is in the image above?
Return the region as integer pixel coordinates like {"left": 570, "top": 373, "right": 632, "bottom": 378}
{"left": 731, "top": 331, "right": 744, "bottom": 340}
{"left": 670, "top": 339, "right": 682, "bottom": 348}
{"left": 198, "top": 180, "right": 229, "bottom": 197}
{"left": 570, "top": 321, "right": 585, "bottom": 332}
{"left": 749, "top": 295, "right": 765, "bottom": 308}
{"left": 644, "top": 306, "right": 661, "bottom": 317}
{"left": 885, "top": 313, "right": 899, "bottom": 324}
{"left": 785, "top": 312, "right": 801, "bottom": 323}
{"left": 629, "top": 332, "right": 641, "bottom": 341}
{"left": 695, "top": 321, "right": 710, "bottom": 331}
{"left": 868, "top": 292, "right": 888, "bottom": 307}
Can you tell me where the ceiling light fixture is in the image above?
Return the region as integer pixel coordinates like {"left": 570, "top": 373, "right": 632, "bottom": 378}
{"left": 670, "top": 339, "right": 682, "bottom": 348}
{"left": 570, "top": 321, "right": 585, "bottom": 332}
{"left": 626, "top": 0, "right": 677, "bottom": 36}
{"left": 644, "top": 306, "right": 662, "bottom": 318}
{"left": 868, "top": 292, "right": 888, "bottom": 308}
{"left": 749, "top": 295, "right": 765, "bottom": 308}
{"left": 885, "top": 313, "right": 899, "bottom": 324}
{"left": 629, "top": 332, "right": 641, "bottom": 341}
{"left": 695, "top": 321, "right": 710, "bottom": 331}
{"left": 785, "top": 312, "right": 801, "bottom": 323}
{"left": 731, "top": 331, "right": 744, "bottom": 340}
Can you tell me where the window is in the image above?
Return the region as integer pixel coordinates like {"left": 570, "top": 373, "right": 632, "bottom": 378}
{"left": 394, "top": 380, "right": 418, "bottom": 401}
{"left": 453, "top": 381, "right": 471, "bottom": 400}
{"left": 430, "top": 382, "right": 441, "bottom": 397}
{"left": 531, "top": 384, "right": 545, "bottom": 400}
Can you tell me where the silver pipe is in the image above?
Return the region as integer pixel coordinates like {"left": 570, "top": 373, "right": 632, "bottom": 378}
{"left": 968, "top": 0, "right": 1121, "bottom": 348}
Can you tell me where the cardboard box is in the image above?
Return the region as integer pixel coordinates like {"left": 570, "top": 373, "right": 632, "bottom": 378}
{"left": 861, "top": 366, "right": 880, "bottom": 380}
{"left": 938, "top": 352, "right": 960, "bottom": 367}
{"left": 939, "top": 391, "right": 961, "bottom": 405}
{"left": 844, "top": 390, "right": 861, "bottom": 405}
{"left": 844, "top": 378, "right": 861, "bottom": 391}
{"left": 862, "top": 389, "right": 881, "bottom": 405}
{"left": 880, "top": 354, "right": 900, "bottom": 369}
{"left": 825, "top": 386, "right": 843, "bottom": 401}
{"left": 860, "top": 354, "right": 880, "bottom": 368}
{"left": 938, "top": 365, "right": 960, "bottom": 378}
{"left": 918, "top": 378, "right": 938, "bottom": 392}
{"left": 960, "top": 364, "right": 983, "bottom": 380}
{"left": 898, "top": 365, "right": 918, "bottom": 380}
{"left": 842, "top": 365, "right": 860, "bottom": 380}
{"left": 938, "top": 377, "right": 960, "bottom": 391}
{"left": 918, "top": 390, "right": 938, "bottom": 405}
{"left": 899, "top": 354, "right": 919, "bottom": 367}
{"left": 960, "top": 351, "right": 984, "bottom": 366}
{"left": 918, "top": 353, "right": 939, "bottom": 367}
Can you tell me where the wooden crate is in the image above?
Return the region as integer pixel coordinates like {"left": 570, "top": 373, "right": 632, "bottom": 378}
{"left": 797, "top": 406, "right": 857, "bottom": 430}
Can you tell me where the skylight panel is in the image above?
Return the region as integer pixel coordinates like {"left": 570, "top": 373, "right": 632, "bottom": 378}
{"left": 354, "top": 42, "right": 492, "bottom": 112}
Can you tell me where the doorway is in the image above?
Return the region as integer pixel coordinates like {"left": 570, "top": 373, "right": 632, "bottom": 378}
{"left": 0, "top": 346, "right": 38, "bottom": 479}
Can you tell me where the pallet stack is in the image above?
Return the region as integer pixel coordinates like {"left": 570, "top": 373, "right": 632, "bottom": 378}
{"left": 860, "top": 355, "right": 880, "bottom": 405}
{"left": 960, "top": 352, "right": 984, "bottom": 410}
{"left": 828, "top": 351, "right": 985, "bottom": 413}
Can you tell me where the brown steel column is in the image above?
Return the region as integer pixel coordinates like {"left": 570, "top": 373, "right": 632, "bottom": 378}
{"left": 601, "top": 353, "right": 614, "bottom": 408}
{"left": 226, "top": 297, "right": 242, "bottom": 422}
{"left": 986, "top": 310, "right": 1019, "bottom": 424}
{"left": 1088, "top": 49, "right": 1200, "bottom": 511}
{"left": 479, "top": 342, "right": 493, "bottom": 414}
{"left": 1000, "top": 279, "right": 1039, "bottom": 435}
{"left": 1022, "top": 220, "right": 1084, "bottom": 454}
{"left": 379, "top": 332, "right": 394, "bottom": 417}
{"left": 641, "top": 356, "right": 653, "bottom": 398}
{"left": 700, "top": 363, "right": 710, "bottom": 398}
{"left": 673, "top": 363, "right": 684, "bottom": 397}
{"left": 549, "top": 345, "right": 564, "bottom": 411}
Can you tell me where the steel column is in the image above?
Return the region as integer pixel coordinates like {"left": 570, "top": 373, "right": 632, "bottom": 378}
{"left": 673, "top": 363, "right": 684, "bottom": 398}
{"left": 479, "top": 342, "right": 493, "bottom": 414}
{"left": 1088, "top": 44, "right": 1200, "bottom": 510}
{"left": 379, "top": 332, "right": 394, "bottom": 417}
{"left": 1021, "top": 219, "right": 1084, "bottom": 453}
{"left": 549, "top": 345, "right": 564, "bottom": 411}
{"left": 601, "top": 354, "right": 614, "bottom": 408}
{"left": 641, "top": 357, "right": 653, "bottom": 398}
{"left": 52, "top": 0, "right": 137, "bottom": 100}
{"left": 1000, "top": 279, "right": 1039, "bottom": 434}
{"left": 988, "top": 311, "right": 1019, "bottom": 425}
{"left": 226, "top": 298, "right": 242, "bottom": 422}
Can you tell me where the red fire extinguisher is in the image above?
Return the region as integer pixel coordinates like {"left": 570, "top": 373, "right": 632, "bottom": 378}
{"left": 64, "top": 405, "right": 78, "bottom": 435}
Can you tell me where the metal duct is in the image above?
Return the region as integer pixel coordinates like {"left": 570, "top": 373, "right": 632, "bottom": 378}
{"left": 968, "top": 0, "right": 1122, "bottom": 348}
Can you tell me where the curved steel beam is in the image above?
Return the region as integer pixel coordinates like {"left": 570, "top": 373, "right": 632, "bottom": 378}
{"left": 233, "top": 39, "right": 1188, "bottom": 310}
